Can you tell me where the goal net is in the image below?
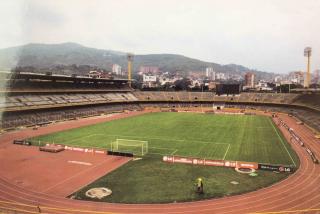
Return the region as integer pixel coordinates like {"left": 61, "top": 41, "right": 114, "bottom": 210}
{"left": 111, "top": 139, "right": 148, "bottom": 156}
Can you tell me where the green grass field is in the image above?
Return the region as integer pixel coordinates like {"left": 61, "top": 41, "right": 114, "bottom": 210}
{"left": 31, "top": 112, "right": 300, "bottom": 203}
{"left": 71, "top": 155, "right": 292, "bottom": 203}
{"left": 32, "top": 112, "right": 298, "bottom": 165}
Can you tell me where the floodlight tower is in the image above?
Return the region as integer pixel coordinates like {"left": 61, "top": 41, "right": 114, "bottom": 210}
{"left": 127, "top": 53, "right": 134, "bottom": 88}
{"left": 304, "top": 47, "right": 312, "bottom": 88}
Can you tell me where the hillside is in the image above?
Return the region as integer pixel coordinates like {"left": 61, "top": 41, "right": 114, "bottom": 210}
{"left": 0, "top": 43, "right": 274, "bottom": 80}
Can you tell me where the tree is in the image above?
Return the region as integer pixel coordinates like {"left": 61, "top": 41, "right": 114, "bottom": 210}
{"left": 174, "top": 78, "right": 191, "bottom": 91}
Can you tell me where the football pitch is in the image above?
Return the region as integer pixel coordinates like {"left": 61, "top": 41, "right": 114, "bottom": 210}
{"left": 32, "top": 112, "right": 300, "bottom": 203}
{"left": 33, "top": 112, "right": 298, "bottom": 165}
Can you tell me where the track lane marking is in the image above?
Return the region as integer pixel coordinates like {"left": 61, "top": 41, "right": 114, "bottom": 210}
{"left": 250, "top": 207, "right": 320, "bottom": 214}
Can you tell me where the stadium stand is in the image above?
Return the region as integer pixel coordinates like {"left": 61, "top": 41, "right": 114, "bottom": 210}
{"left": 291, "top": 94, "right": 320, "bottom": 111}
{"left": 0, "top": 103, "right": 142, "bottom": 129}
{"left": 0, "top": 92, "right": 137, "bottom": 111}
{"left": 0, "top": 72, "right": 319, "bottom": 132}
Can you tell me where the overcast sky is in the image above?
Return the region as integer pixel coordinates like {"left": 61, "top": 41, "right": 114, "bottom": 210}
{"left": 0, "top": 0, "right": 319, "bottom": 74}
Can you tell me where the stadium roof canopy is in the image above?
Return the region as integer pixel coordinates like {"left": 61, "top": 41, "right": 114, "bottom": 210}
{"left": 290, "top": 88, "right": 320, "bottom": 93}
{"left": 0, "top": 71, "right": 129, "bottom": 84}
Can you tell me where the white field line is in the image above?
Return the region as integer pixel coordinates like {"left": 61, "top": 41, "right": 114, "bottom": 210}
{"left": 148, "top": 152, "right": 168, "bottom": 155}
{"left": 170, "top": 149, "right": 178, "bottom": 155}
{"left": 63, "top": 134, "right": 100, "bottom": 144}
{"left": 117, "top": 139, "right": 148, "bottom": 143}
{"left": 62, "top": 134, "right": 231, "bottom": 158}
{"left": 222, "top": 144, "right": 231, "bottom": 160}
{"left": 65, "top": 133, "right": 230, "bottom": 146}
{"left": 149, "top": 146, "right": 175, "bottom": 151}
{"left": 149, "top": 147, "right": 178, "bottom": 156}
{"left": 195, "top": 143, "right": 209, "bottom": 156}
{"left": 268, "top": 118, "right": 296, "bottom": 166}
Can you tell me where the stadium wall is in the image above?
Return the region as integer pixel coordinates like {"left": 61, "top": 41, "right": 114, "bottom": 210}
{"left": 1, "top": 92, "right": 320, "bottom": 132}
{"left": 1, "top": 100, "right": 320, "bottom": 133}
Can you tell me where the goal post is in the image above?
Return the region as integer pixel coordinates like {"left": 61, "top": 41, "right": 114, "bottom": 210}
{"left": 111, "top": 139, "right": 148, "bottom": 156}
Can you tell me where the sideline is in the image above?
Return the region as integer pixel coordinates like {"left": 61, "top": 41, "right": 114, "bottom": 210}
{"left": 268, "top": 118, "right": 297, "bottom": 167}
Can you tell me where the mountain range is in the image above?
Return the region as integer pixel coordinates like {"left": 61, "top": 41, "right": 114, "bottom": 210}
{"left": 0, "top": 42, "right": 275, "bottom": 80}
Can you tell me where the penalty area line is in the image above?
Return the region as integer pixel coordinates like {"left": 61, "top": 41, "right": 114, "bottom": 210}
{"left": 222, "top": 144, "right": 230, "bottom": 160}
{"left": 170, "top": 149, "right": 178, "bottom": 155}
{"left": 148, "top": 146, "right": 178, "bottom": 156}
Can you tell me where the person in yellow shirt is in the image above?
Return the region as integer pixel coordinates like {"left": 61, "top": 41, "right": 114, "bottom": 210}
{"left": 195, "top": 177, "right": 204, "bottom": 194}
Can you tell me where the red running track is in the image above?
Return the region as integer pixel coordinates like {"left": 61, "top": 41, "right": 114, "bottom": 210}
{"left": 0, "top": 111, "right": 319, "bottom": 214}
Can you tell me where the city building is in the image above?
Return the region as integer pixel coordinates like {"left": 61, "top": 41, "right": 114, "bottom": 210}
{"left": 216, "top": 72, "right": 226, "bottom": 80}
{"left": 205, "top": 67, "right": 215, "bottom": 80}
{"left": 244, "top": 72, "right": 255, "bottom": 88}
{"left": 255, "top": 80, "right": 273, "bottom": 91}
{"left": 189, "top": 71, "right": 206, "bottom": 79}
{"left": 88, "top": 70, "right": 102, "bottom": 78}
{"left": 208, "top": 81, "right": 218, "bottom": 90}
{"left": 274, "top": 76, "right": 282, "bottom": 83}
{"left": 142, "top": 74, "right": 157, "bottom": 88}
{"left": 289, "top": 71, "right": 304, "bottom": 85}
{"left": 189, "top": 79, "right": 202, "bottom": 89}
{"left": 139, "top": 66, "right": 159, "bottom": 75}
{"left": 159, "top": 75, "right": 180, "bottom": 86}
{"left": 228, "top": 74, "right": 242, "bottom": 81}
{"left": 313, "top": 70, "right": 320, "bottom": 84}
{"left": 112, "top": 64, "right": 122, "bottom": 76}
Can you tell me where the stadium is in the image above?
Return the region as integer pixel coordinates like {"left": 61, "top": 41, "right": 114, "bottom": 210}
{"left": 0, "top": 72, "right": 319, "bottom": 214}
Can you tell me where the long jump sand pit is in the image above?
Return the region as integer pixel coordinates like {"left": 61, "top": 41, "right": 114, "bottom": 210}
{"left": 0, "top": 143, "right": 130, "bottom": 197}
